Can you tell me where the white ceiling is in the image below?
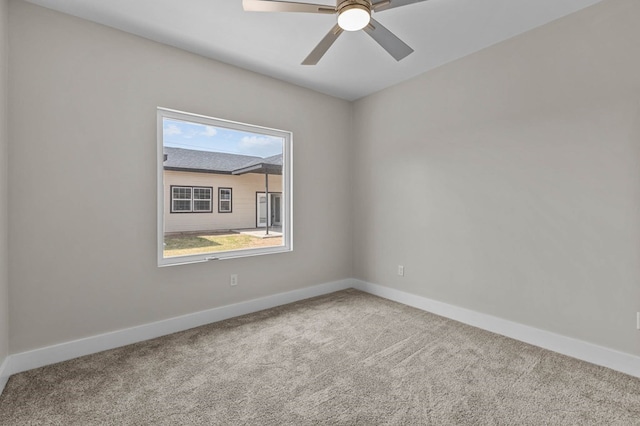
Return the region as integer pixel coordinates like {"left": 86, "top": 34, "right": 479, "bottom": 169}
{"left": 24, "top": 0, "right": 602, "bottom": 101}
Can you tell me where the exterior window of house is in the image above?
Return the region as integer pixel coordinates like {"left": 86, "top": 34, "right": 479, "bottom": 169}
{"left": 171, "top": 186, "right": 212, "bottom": 213}
{"left": 193, "top": 187, "right": 212, "bottom": 212}
{"left": 218, "top": 188, "right": 232, "bottom": 213}
{"left": 172, "top": 186, "right": 192, "bottom": 212}
{"left": 158, "top": 107, "right": 293, "bottom": 266}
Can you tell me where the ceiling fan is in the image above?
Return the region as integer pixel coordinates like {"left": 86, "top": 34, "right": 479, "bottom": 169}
{"left": 243, "top": 0, "right": 428, "bottom": 65}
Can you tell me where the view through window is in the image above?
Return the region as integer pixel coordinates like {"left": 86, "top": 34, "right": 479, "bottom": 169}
{"left": 158, "top": 108, "right": 292, "bottom": 266}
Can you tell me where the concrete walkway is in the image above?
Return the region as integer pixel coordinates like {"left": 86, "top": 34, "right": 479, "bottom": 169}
{"left": 232, "top": 227, "right": 282, "bottom": 239}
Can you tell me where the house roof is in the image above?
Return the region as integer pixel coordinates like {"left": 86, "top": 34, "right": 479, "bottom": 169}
{"left": 232, "top": 153, "right": 283, "bottom": 176}
{"left": 163, "top": 147, "right": 282, "bottom": 175}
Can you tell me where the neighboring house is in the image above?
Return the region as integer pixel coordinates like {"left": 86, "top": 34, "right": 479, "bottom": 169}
{"left": 163, "top": 147, "right": 283, "bottom": 234}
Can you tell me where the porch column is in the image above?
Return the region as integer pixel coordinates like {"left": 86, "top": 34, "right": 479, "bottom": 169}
{"left": 265, "top": 172, "right": 269, "bottom": 235}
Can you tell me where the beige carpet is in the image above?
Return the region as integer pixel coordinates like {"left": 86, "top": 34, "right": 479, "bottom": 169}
{"left": 1, "top": 289, "right": 639, "bottom": 425}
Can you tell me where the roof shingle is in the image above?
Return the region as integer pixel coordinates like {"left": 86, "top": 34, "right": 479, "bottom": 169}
{"left": 163, "top": 147, "right": 281, "bottom": 174}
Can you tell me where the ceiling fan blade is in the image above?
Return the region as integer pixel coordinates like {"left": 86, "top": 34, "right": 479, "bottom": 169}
{"left": 363, "top": 18, "right": 413, "bottom": 61}
{"left": 243, "top": 0, "right": 335, "bottom": 14}
{"left": 372, "top": 0, "right": 429, "bottom": 13}
{"left": 302, "top": 24, "right": 344, "bottom": 65}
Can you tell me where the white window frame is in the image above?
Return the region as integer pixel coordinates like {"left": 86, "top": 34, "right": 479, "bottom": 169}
{"left": 193, "top": 187, "right": 213, "bottom": 212}
{"left": 218, "top": 188, "right": 232, "bottom": 213}
{"left": 171, "top": 186, "right": 192, "bottom": 212}
{"left": 170, "top": 186, "right": 212, "bottom": 213}
{"left": 158, "top": 107, "right": 293, "bottom": 267}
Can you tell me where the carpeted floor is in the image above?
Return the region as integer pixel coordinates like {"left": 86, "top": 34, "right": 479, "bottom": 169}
{"left": 1, "top": 289, "right": 639, "bottom": 425}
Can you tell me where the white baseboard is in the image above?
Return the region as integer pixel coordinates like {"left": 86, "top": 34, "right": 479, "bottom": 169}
{"left": 352, "top": 279, "right": 640, "bottom": 379}
{"left": 3, "top": 277, "right": 637, "bottom": 396}
{"left": 3, "top": 279, "right": 354, "bottom": 380}
{"left": 0, "top": 356, "right": 9, "bottom": 395}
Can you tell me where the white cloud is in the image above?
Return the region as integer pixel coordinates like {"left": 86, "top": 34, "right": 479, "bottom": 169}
{"left": 164, "top": 124, "right": 182, "bottom": 136}
{"left": 201, "top": 126, "right": 217, "bottom": 137}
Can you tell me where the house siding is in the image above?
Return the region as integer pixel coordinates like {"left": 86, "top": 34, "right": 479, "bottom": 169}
{"left": 164, "top": 170, "right": 283, "bottom": 233}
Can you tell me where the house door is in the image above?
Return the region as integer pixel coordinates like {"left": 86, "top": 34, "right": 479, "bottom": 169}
{"left": 256, "top": 193, "right": 267, "bottom": 227}
{"left": 271, "top": 194, "right": 282, "bottom": 226}
{"left": 256, "top": 192, "right": 282, "bottom": 228}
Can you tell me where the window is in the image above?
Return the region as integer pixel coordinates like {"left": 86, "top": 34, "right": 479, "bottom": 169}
{"left": 193, "top": 187, "right": 213, "bottom": 212}
{"left": 172, "top": 186, "right": 192, "bottom": 212}
{"left": 218, "top": 188, "right": 232, "bottom": 213}
{"left": 170, "top": 186, "right": 212, "bottom": 213}
{"left": 158, "top": 107, "right": 292, "bottom": 266}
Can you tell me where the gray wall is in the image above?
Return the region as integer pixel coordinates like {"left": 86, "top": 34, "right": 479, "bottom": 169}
{"left": 0, "top": 0, "right": 9, "bottom": 366}
{"left": 8, "top": 1, "right": 353, "bottom": 353}
{"left": 352, "top": 0, "right": 640, "bottom": 356}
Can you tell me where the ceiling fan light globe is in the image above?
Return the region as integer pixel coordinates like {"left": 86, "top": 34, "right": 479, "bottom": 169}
{"left": 338, "top": 5, "right": 370, "bottom": 31}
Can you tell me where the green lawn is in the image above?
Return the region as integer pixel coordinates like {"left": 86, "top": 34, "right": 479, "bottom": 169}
{"left": 164, "top": 233, "right": 282, "bottom": 257}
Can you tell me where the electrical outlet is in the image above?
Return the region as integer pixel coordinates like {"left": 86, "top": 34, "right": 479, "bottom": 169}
{"left": 230, "top": 274, "right": 238, "bottom": 287}
{"left": 397, "top": 265, "right": 404, "bottom": 277}
{"left": 637, "top": 312, "right": 640, "bottom": 330}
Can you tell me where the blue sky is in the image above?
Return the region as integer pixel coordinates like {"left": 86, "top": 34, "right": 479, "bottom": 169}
{"left": 163, "top": 118, "right": 283, "bottom": 158}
